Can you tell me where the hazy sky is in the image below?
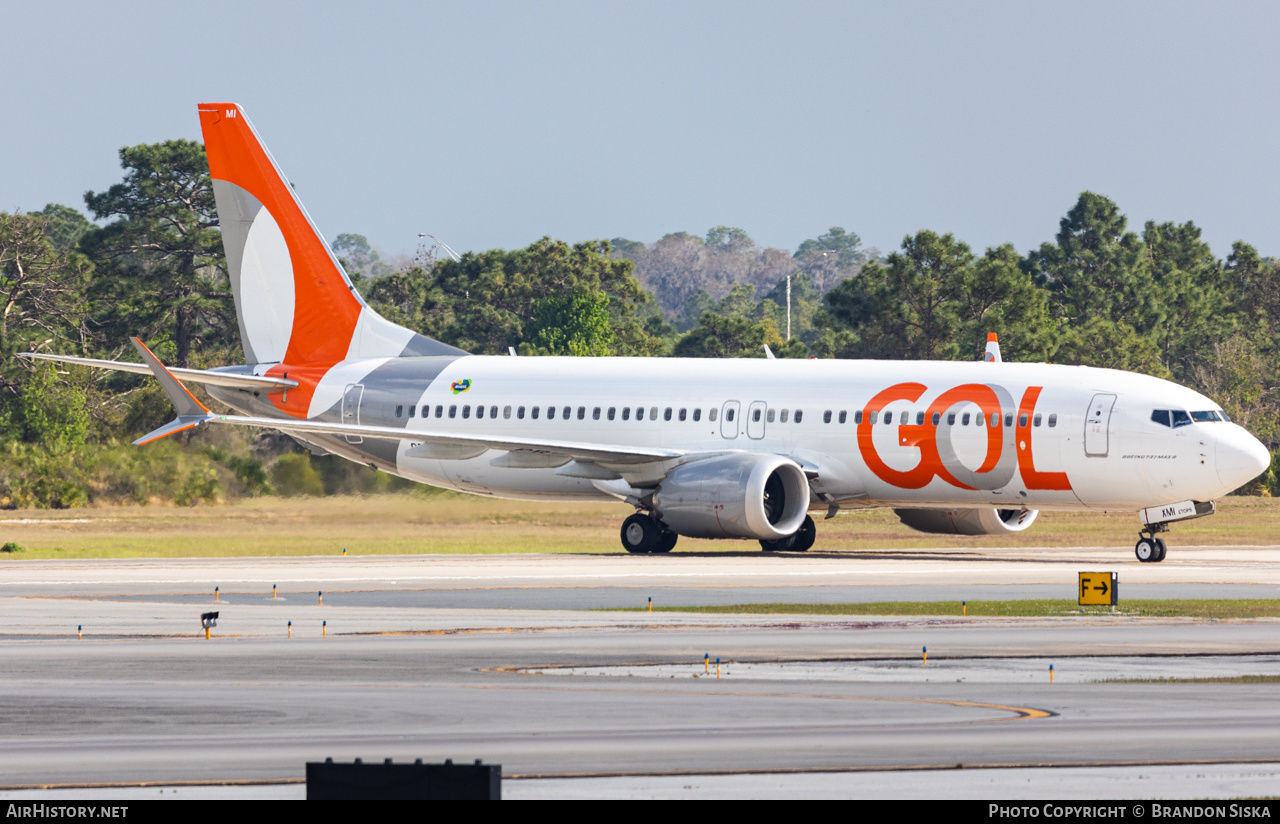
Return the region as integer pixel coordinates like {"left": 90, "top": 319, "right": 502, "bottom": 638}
{"left": 5, "top": 1, "right": 1279, "bottom": 261}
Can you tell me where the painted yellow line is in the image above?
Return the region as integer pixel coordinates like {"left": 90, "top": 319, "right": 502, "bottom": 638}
{"left": 457, "top": 682, "right": 1054, "bottom": 722}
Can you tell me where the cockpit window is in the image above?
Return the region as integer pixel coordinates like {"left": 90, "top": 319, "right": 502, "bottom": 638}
{"left": 1171, "top": 410, "right": 1192, "bottom": 428}
{"left": 1191, "top": 410, "right": 1222, "bottom": 422}
{"left": 1151, "top": 410, "right": 1171, "bottom": 427}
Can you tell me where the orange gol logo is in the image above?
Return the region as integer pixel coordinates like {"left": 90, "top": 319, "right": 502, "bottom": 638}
{"left": 857, "top": 383, "right": 1071, "bottom": 491}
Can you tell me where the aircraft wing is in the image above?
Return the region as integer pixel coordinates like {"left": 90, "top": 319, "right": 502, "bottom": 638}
{"left": 206, "top": 413, "right": 685, "bottom": 464}
{"left": 16, "top": 352, "right": 297, "bottom": 392}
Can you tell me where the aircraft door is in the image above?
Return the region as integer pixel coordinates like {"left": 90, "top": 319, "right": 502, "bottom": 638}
{"left": 746, "top": 400, "right": 767, "bottom": 439}
{"left": 720, "top": 401, "right": 741, "bottom": 439}
{"left": 342, "top": 383, "right": 364, "bottom": 444}
{"left": 1084, "top": 393, "right": 1117, "bottom": 457}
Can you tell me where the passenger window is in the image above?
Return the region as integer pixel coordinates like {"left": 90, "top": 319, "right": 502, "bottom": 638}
{"left": 563, "top": 406, "right": 571, "bottom": 420}
{"left": 435, "top": 405, "right": 444, "bottom": 418}
{"left": 608, "top": 407, "right": 616, "bottom": 421}
{"left": 679, "top": 408, "right": 687, "bottom": 421}
{"left": 1048, "top": 414, "right": 1057, "bottom": 428}
{"left": 900, "top": 411, "right": 909, "bottom": 425}
{"left": 422, "top": 406, "right": 430, "bottom": 418}
{"left": 726, "top": 408, "right": 735, "bottom": 422}
{"left": 795, "top": 410, "right": 804, "bottom": 423}
{"left": 408, "top": 405, "right": 415, "bottom": 418}
{"left": 664, "top": 408, "right": 672, "bottom": 421}
{"left": 516, "top": 406, "right": 524, "bottom": 420}
{"left": 693, "top": 409, "right": 701, "bottom": 422}
{"left": 755, "top": 409, "right": 764, "bottom": 423}
{"left": 548, "top": 406, "right": 557, "bottom": 420}
{"left": 916, "top": 411, "right": 925, "bottom": 425}
{"left": 867, "top": 410, "right": 876, "bottom": 425}
{"left": 475, "top": 406, "right": 483, "bottom": 419}
{"left": 1033, "top": 413, "right": 1041, "bottom": 427}
{"left": 449, "top": 405, "right": 457, "bottom": 419}
{"left": 490, "top": 406, "right": 497, "bottom": 419}
{"left": 962, "top": 413, "right": 970, "bottom": 426}
{"left": 1018, "top": 414, "right": 1028, "bottom": 427}
{"left": 709, "top": 408, "right": 718, "bottom": 422}
{"left": 593, "top": 407, "right": 601, "bottom": 420}
{"left": 990, "top": 413, "right": 999, "bottom": 427}
{"left": 838, "top": 411, "right": 847, "bottom": 424}
{"left": 854, "top": 410, "right": 862, "bottom": 424}
{"left": 1005, "top": 413, "right": 1013, "bottom": 427}
{"left": 462, "top": 405, "right": 471, "bottom": 419}
{"left": 577, "top": 406, "right": 586, "bottom": 420}
{"left": 947, "top": 413, "right": 956, "bottom": 425}
{"left": 395, "top": 405, "right": 403, "bottom": 418}
{"left": 636, "top": 407, "right": 644, "bottom": 421}
{"left": 823, "top": 410, "right": 832, "bottom": 424}
{"left": 649, "top": 407, "right": 658, "bottom": 421}
{"left": 622, "top": 407, "right": 630, "bottom": 421}
{"left": 931, "top": 412, "right": 940, "bottom": 426}
{"left": 882, "top": 411, "right": 891, "bottom": 425}
{"left": 1172, "top": 410, "right": 1192, "bottom": 427}
{"left": 780, "top": 409, "right": 789, "bottom": 423}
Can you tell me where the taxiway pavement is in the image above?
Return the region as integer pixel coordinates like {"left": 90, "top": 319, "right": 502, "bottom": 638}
{"left": 2, "top": 546, "right": 1280, "bottom": 797}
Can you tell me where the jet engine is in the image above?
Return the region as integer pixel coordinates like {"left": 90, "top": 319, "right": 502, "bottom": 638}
{"left": 894, "top": 507, "right": 1039, "bottom": 535}
{"left": 653, "top": 453, "right": 810, "bottom": 540}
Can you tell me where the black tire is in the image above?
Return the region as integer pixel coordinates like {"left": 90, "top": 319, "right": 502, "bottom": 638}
{"left": 760, "top": 534, "right": 795, "bottom": 552}
{"left": 1135, "top": 538, "right": 1156, "bottom": 562}
{"left": 790, "top": 515, "right": 816, "bottom": 552}
{"left": 1153, "top": 538, "right": 1167, "bottom": 562}
{"left": 654, "top": 529, "right": 678, "bottom": 553}
{"left": 621, "top": 514, "right": 662, "bottom": 554}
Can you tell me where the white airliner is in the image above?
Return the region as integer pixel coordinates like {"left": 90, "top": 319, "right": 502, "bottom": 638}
{"left": 22, "top": 103, "right": 1272, "bottom": 562}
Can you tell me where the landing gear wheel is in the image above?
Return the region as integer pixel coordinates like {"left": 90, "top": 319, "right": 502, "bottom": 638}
{"left": 790, "top": 515, "right": 816, "bottom": 552}
{"left": 759, "top": 534, "right": 794, "bottom": 552}
{"left": 1153, "top": 538, "right": 1167, "bottom": 562}
{"left": 1135, "top": 537, "right": 1157, "bottom": 562}
{"left": 655, "top": 529, "right": 678, "bottom": 554}
{"left": 760, "top": 516, "right": 816, "bottom": 552}
{"left": 621, "top": 514, "right": 662, "bottom": 554}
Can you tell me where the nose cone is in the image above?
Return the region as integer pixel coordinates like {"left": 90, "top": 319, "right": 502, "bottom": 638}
{"left": 1216, "top": 425, "right": 1272, "bottom": 491}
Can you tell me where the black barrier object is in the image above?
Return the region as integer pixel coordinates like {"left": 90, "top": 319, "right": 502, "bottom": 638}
{"left": 306, "top": 758, "right": 500, "bottom": 800}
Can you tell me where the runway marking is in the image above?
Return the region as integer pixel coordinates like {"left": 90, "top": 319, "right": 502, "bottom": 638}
{"left": 454, "top": 682, "right": 1054, "bottom": 721}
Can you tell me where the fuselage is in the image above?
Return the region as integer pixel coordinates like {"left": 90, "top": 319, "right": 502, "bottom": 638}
{"left": 208, "top": 356, "right": 1269, "bottom": 513}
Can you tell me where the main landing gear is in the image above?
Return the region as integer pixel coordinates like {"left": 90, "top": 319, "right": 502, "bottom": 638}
{"left": 1135, "top": 523, "right": 1169, "bottom": 563}
{"left": 760, "top": 515, "right": 816, "bottom": 553}
{"left": 621, "top": 513, "right": 677, "bottom": 554}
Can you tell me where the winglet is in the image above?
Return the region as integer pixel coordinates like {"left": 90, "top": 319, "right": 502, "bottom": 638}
{"left": 129, "top": 338, "right": 213, "bottom": 445}
{"left": 763, "top": 344, "right": 777, "bottom": 360}
{"left": 984, "top": 332, "right": 1002, "bottom": 363}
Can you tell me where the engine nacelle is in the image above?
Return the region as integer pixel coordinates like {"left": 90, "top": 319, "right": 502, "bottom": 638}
{"left": 894, "top": 507, "right": 1039, "bottom": 535}
{"left": 653, "top": 453, "right": 810, "bottom": 540}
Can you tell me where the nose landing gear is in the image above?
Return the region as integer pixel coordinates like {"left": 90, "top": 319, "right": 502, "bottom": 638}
{"left": 1135, "top": 524, "right": 1169, "bottom": 563}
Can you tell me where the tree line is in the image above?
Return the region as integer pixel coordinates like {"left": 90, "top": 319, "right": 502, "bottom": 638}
{"left": 1, "top": 138, "right": 1277, "bottom": 508}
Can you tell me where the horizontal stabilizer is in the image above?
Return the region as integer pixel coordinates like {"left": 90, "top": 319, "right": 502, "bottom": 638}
{"left": 17, "top": 352, "right": 297, "bottom": 392}
{"left": 127, "top": 338, "right": 215, "bottom": 445}
{"left": 133, "top": 415, "right": 213, "bottom": 446}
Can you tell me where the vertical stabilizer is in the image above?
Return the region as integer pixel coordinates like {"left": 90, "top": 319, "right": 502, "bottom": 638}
{"left": 197, "top": 103, "right": 464, "bottom": 369}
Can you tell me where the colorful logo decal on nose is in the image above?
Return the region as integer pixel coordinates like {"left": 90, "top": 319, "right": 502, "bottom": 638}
{"left": 451, "top": 379, "right": 472, "bottom": 394}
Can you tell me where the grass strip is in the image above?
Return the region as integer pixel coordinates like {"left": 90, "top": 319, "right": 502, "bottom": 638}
{"left": 603, "top": 599, "right": 1280, "bottom": 619}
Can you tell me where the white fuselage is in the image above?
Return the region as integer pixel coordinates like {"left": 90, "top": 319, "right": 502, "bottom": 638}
{"left": 269, "top": 356, "right": 1265, "bottom": 512}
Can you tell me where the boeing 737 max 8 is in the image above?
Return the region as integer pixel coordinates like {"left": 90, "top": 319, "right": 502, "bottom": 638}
{"left": 21, "top": 103, "right": 1272, "bottom": 562}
